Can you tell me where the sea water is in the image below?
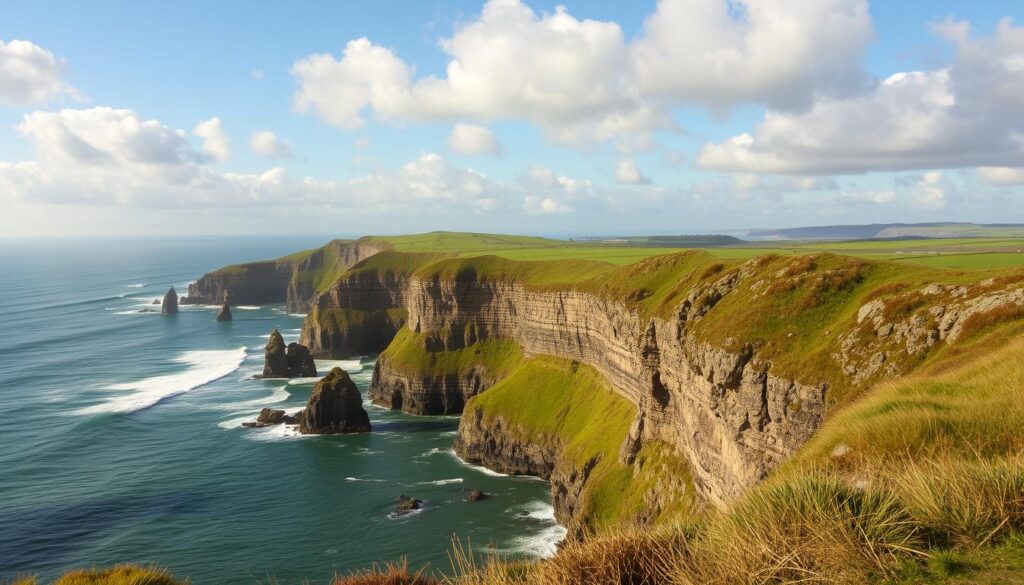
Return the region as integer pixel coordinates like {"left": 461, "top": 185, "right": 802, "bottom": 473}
{"left": 0, "top": 237, "right": 563, "bottom": 584}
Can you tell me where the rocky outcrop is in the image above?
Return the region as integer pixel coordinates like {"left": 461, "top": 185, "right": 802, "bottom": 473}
{"left": 454, "top": 410, "right": 595, "bottom": 539}
{"left": 368, "top": 360, "right": 493, "bottom": 415}
{"left": 263, "top": 330, "right": 290, "bottom": 377}
{"left": 242, "top": 408, "right": 297, "bottom": 428}
{"left": 262, "top": 329, "right": 318, "bottom": 378}
{"left": 299, "top": 260, "right": 413, "bottom": 357}
{"left": 297, "top": 367, "right": 371, "bottom": 434}
{"left": 185, "top": 239, "right": 387, "bottom": 311}
{"left": 216, "top": 291, "right": 232, "bottom": 322}
{"left": 161, "top": 287, "right": 178, "bottom": 315}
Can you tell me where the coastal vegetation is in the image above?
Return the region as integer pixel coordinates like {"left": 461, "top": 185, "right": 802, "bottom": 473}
{"left": 24, "top": 231, "right": 1024, "bottom": 584}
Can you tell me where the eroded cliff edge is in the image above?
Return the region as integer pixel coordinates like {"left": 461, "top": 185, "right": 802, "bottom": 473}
{"left": 297, "top": 249, "right": 1024, "bottom": 529}
{"left": 185, "top": 238, "right": 387, "bottom": 312}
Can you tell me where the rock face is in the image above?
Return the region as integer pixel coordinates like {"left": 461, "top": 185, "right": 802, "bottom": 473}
{"left": 262, "top": 330, "right": 317, "bottom": 378}
{"left": 369, "top": 360, "right": 493, "bottom": 415}
{"left": 161, "top": 287, "right": 178, "bottom": 315}
{"left": 263, "top": 330, "right": 289, "bottom": 377}
{"left": 216, "top": 291, "right": 232, "bottom": 322}
{"left": 300, "top": 260, "right": 411, "bottom": 357}
{"left": 185, "top": 239, "right": 386, "bottom": 311}
{"left": 297, "top": 367, "right": 371, "bottom": 434}
{"left": 286, "top": 343, "right": 317, "bottom": 377}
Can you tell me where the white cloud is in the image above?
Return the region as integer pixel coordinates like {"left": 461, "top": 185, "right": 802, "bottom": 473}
{"left": 697, "top": 18, "right": 1024, "bottom": 174}
{"left": 250, "top": 69, "right": 265, "bottom": 80}
{"left": 193, "top": 117, "right": 230, "bottom": 162}
{"left": 630, "top": 0, "right": 872, "bottom": 112}
{"left": 250, "top": 130, "right": 293, "bottom": 158}
{"left": 0, "top": 107, "right": 545, "bottom": 214}
{"left": 523, "top": 195, "right": 572, "bottom": 214}
{"left": 913, "top": 171, "right": 949, "bottom": 210}
{"left": 0, "top": 38, "right": 79, "bottom": 106}
{"left": 448, "top": 123, "right": 501, "bottom": 156}
{"left": 614, "top": 158, "right": 650, "bottom": 184}
{"left": 291, "top": 0, "right": 872, "bottom": 147}
{"left": 978, "top": 166, "right": 1024, "bottom": 186}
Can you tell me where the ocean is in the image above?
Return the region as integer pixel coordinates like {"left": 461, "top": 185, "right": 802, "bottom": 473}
{"left": 0, "top": 237, "right": 563, "bottom": 584}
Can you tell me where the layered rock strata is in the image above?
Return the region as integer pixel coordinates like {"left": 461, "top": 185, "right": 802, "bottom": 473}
{"left": 185, "top": 239, "right": 386, "bottom": 311}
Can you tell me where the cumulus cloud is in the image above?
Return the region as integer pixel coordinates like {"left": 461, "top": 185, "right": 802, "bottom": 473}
{"left": 0, "top": 107, "right": 591, "bottom": 215}
{"left": 978, "top": 166, "right": 1024, "bottom": 186}
{"left": 0, "top": 38, "right": 79, "bottom": 106}
{"left": 448, "top": 123, "right": 501, "bottom": 156}
{"left": 193, "top": 117, "right": 230, "bottom": 162}
{"left": 250, "top": 130, "right": 293, "bottom": 158}
{"left": 697, "top": 18, "right": 1024, "bottom": 174}
{"left": 629, "top": 0, "right": 872, "bottom": 111}
{"left": 523, "top": 196, "right": 572, "bottom": 214}
{"left": 614, "top": 158, "right": 650, "bottom": 184}
{"left": 291, "top": 0, "right": 872, "bottom": 146}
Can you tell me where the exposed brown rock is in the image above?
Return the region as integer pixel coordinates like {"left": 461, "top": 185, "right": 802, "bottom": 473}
{"left": 466, "top": 489, "right": 488, "bottom": 503}
{"left": 261, "top": 331, "right": 318, "bottom": 378}
{"left": 298, "top": 367, "right": 370, "bottom": 434}
{"left": 216, "top": 290, "right": 232, "bottom": 322}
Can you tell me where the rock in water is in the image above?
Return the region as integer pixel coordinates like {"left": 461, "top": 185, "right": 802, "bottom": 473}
{"left": 263, "top": 330, "right": 289, "bottom": 377}
{"left": 161, "top": 286, "right": 179, "bottom": 315}
{"left": 241, "top": 408, "right": 296, "bottom": 428}
{"left": 394, "top": 495, "right": 422, "bottom": 514}
{"left": 466, "top": 489, "right": 488, "bottom": 503}
{"left": 286, "top": 342, "right": 317, "bottom": 377}
{"left": 216, "top": 290, "right": 232, "bottom": 322}
{"left": 261, "top": 330, "right": 317, "bottom": 378}
{"left": 298, "top": 367, "right": 370, "bottom": 434}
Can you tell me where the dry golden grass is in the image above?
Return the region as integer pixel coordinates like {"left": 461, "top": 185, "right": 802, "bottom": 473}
{"left": 333, "top": 559, "right": 438, "bottom": 585}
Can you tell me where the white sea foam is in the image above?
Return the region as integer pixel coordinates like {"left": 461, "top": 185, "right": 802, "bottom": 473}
{"left": 345, "top": 477, "right": 386, "bottom": 483}
{"left": 497, "top": 501, "right": 566, "bottom": 558}
{"left": 417, "top": 447, "right": 448, "bottom": 458}
{"left": 287, "top": 377, "right": 322, "bottom": 385}
{"left": 211, "top": 385, "right": 290, "bottom": 411}
{"left": 417, "top": 478, "right": 463, "bottom": 486}
{"left": 316, "top": 359, "right": 364, "bottom": 372}
{"left": 235, "top": 305, "right": 261, "bottom": 310}
{"left": 448, "top": 449, "right": 511, "bottom": 476}
{"left": 77, "top": 347, "right": 248, "bottom": 415}
{"left": 126, "top": 283, "right": 146, "bottom": 288}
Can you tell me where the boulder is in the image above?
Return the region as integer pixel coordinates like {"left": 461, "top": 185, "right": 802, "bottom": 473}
{"left": 262, "top": 330, "right": 289, "bottom": 377}
{"left": 286, "top": 342, "right": 317, "bottom": 377}
{"left": 394, "top": 495, "right": 422, "bottom": 513}
{"left": 242, "top": 408, "right": 297, "bottom": 428}
{"left": 298, "top": 367, "right": 371, "bottom": 434}
{"left": 216, "top": 290, "right": 232, "bottom": 322}
{"left": 466, "top": 489, "right": 488, "bottom": 503}
{"left": 161, "top": 286, "right": 179, "bottom": 315}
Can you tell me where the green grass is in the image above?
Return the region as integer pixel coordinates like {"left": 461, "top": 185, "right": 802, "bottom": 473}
{"left": 465, "top": 356, "right": 695, "bottom": 530}
{"left": 379, "top": 327, "right": 523, "bottom": 379}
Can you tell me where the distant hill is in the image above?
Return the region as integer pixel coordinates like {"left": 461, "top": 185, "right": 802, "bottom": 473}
{"left": 744, "top": 222, "right": 1024, "bottom": 241}
{"left": 582, "top": 234, "right": 744, "bottom": 247}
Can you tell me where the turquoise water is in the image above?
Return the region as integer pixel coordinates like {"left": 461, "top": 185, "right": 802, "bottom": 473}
{"left": 0, "top": 237, "right": 561, "bottom": 583}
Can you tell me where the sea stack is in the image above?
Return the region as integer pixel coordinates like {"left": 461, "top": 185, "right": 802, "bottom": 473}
{"left": 161, "top": 286, "right": 179, "bottom": 315}
{"left": 216, "top": 290, "right": 232, "bottom": 322}
{"left": 262, "top": 330, "right": 317, "bottom": 378}
{"left": 297, "top": 367, "right": 370, "bottom": 434}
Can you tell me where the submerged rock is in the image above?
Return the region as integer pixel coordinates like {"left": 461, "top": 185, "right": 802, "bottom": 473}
{"left": 242, "top": 408, "right": 297, "bottom": 429}
{"left": 161, "top": 286, "right": 179, "bottom": 315}
{"left": 216, "top": 290, "right": 232, "bottom": 322}
{"left": 394, "top": 495, "right": 422, "bottom": 514}
{"left": 466, "top": 489, "right": 488, "bottom": 503}
{"left": 298, "top": 367, "right": 371, "bottom": 434}
{"left": 261, "top": 330, "right": 318, "bottom": 378}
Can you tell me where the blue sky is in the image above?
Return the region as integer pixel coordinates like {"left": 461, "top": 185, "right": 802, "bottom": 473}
{"left": 1, "top": 0, "right": 1022, "bottom": 237}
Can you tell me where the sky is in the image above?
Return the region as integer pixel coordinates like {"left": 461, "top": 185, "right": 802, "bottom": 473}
{"left": 1, "top": 0, "right": 1023, "bottom": 238}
